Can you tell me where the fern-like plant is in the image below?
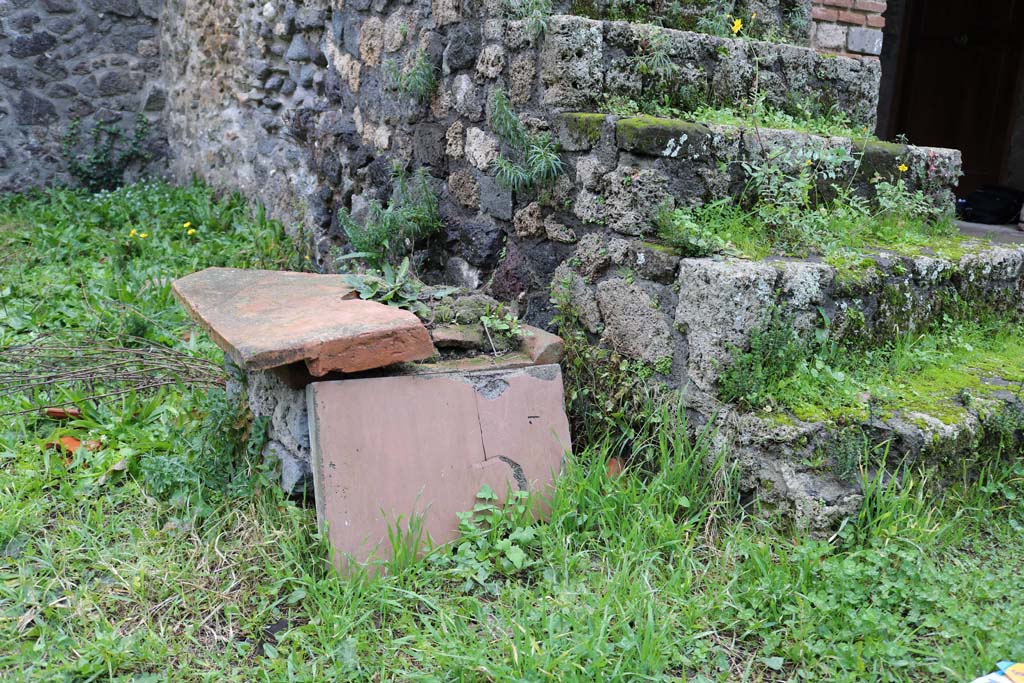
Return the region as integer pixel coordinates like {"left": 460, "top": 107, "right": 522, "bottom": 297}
{"left": 504, "top": 0, "right": 552, "bottom": 39}
{"left": 339, "top": 167, "right": 443, "bottom": 266}
{"left": 387, "top": 49, "right": 438, "bottom": 103}
{"left": 488, "top": 89, "right": 565, "bottom": 192}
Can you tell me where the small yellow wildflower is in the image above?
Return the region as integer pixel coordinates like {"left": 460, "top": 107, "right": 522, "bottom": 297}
{"left": 731, "top": 17, "right": 743, "bottom": 34}
{"left": 139, "top": 232, "right": 149, "bottom": 239}
{"left": 187, "top": 228, "right": 197, "bottom": 236}
{"left": 183, "top": 221, "right": 192, "bottom": 228}
{"left": 806, "top": 159, "right": 813, "bottom": 166}
{"left": 898, "top": 163, "right": 909, "bottom": 173}
{"left": 129, "top": 228, "right": 138, "bottom": 237}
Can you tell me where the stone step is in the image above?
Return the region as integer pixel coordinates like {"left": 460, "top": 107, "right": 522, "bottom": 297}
{"left": 721, "top": 338, "right": 1024, "bottom": 534}
{"left": 552, "top": 112, "right": 961, "bottom": 230}
{"left": 557, "top": 235, "right": 1023, "bottom": 395}
{"left": 538, "top": 15, "right": 880, "bottom": 128}
{"left": 555, "top": 234, "right": 1024, "bottom": 532}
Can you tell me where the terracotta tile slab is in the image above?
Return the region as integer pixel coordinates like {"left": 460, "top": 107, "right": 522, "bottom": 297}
{"left": 307, "top": 365, "right": 571, "bottom": 571}
{"left": 172, "top": 267, "right": 435, "bottom": 374}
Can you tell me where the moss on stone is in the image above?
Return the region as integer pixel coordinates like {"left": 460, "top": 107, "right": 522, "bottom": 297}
{"left": 559, "top": 112, "right": 606, "bottom": 147}
{"left": 615, "top": 115, "right": 713, "bottom": 157}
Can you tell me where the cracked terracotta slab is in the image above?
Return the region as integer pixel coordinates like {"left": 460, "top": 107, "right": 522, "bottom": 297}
{"left": 172, "top": 267, "right": 435, "bottom": 374}
{"left": 307, "top": 364, "right": 571, "bottom": 572}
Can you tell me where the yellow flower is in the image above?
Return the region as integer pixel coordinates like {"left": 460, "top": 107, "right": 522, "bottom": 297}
{"left": 183, "top": 222, "right": 192, "bottom": 228}
{"left": 898, "top": 163, "right": 908, "bottom": 173}
{"left": 139, "top": 232, "right": 149, "bottom": 239}
{"left": 187, "top": 228, "right": 197, "bottom": 236}
{"left": 806, "top": 159, "right": 813, "bottom": 166}
{"left": 731, "top": 17, "right": 743, "bottom": 34}
{"left": 129, "top": 228, "right": 138, "bottom": 237}
{"left": 751, "top": 12, "right": 757, "bottom": 19}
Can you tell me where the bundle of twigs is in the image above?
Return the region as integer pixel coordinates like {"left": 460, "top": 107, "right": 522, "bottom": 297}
{"left": 0, "top": 337, "right": 226, "bottom": 417}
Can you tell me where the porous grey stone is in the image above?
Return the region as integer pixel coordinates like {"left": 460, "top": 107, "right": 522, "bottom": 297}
{"left": 452, "top": 74, "right": 483, "bottom": 120}
{"left": 599, "top": 165, "right": 672, "bottom": 236}
{"left": 675, "top": 258, "right": 779, "bottom": 390}
{"left": 443, "top": 23, "right": 480, "bottom": 74}
{"left": 444, "top": 256, "right": 482, "bottom": 290}
{"left": 447, "top": 169, "right": 480, "bottom": 208}
{"left": 464, "top": 126, "right": 498, "bottom": 171}
{"left": 474, "top": 43, "right": 505, "bottom": 79}
{"left": 513, "top": 202, "right": 544, "bottom": 238}
{"left": 814, "top": 22, "right": 846, "bottom": 51}
{"left": 596, "top": 278, "right": 674, "bottom": 364}
{"left": 539, "top": 15, "right": 603, "bottom": 109}
{"left": 552, "top": 262, "right": 602, "bottom": 334}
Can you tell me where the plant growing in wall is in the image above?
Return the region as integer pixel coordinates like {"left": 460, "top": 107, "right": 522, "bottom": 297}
{"left": 503, "top": 0, "right": 552, "bottom": 39}
{"left": 61, "top": 114, "right": 152, "bottom": 193}
{"left": 387, "top": 49, "right": 438, "bottom": 103}
{"left": 337, "top": 166, "right": 443, "bottom": 267}
{"left": 488, "top": 89, "right": 564, "bottom": 192}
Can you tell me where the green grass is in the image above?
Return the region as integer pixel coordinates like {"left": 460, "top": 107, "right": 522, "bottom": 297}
{"left": 2, "top": 185, "right": 1024, "bottom": 682}
{"left": 656, "top": 190, "right": 958, "bottom": 261}
{"left": 604, "top": 96, "right": 873, "bottom": 142}
{"left": 723, "top": 311, "right": 1024, "bottom": 427}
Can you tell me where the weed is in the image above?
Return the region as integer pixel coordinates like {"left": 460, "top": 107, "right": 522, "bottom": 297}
{"left": 61, "top": 114, "right": 152, "bottom": 192}
{"left": 387, "top": 49, "right": 437, "bottom": 102}
{"left": 489, "top": 89, "right": 565, "bottom": 192}
{"left": 504, "top": 0, "right": 552, "bottom": 38}
{"left": 338, "top": 166, "right": 442, "bottom": 266}
{"left": 480, "top": 303, "right": 524, "bottom": 353}
{"left": 343, "top": 257, "right": 456, "bottom": 318}
{"left": 657, "top": 144, "right": 955, "bottom": 260}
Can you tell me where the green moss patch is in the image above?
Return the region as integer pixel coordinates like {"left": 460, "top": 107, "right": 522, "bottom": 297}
{"left": 761, "top": 322, "right": 1024, "bottom": 428}
{"left": 615, "top": 115, "right": 712, "bottom": 157}
{"left": 558, "top": 112, "right": 607, "bottom": 148}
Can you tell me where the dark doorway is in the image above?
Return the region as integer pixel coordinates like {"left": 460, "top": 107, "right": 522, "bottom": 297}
{"left": 883, "top": 0, "right": 1024, "bottom": 195}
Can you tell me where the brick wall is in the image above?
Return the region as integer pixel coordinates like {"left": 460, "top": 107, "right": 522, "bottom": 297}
{"left": 811, "top": 0, "right": 886, "bottom": 56}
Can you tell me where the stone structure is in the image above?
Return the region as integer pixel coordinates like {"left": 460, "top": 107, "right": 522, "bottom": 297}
{"left": 0, "top": 0, "right": 166, "bottom": 192}
{"left": 12, "top": 0, "right": 1023, "bottom": 531}
{"left": 810, "top": 0, "right": 886, "bottom": 56}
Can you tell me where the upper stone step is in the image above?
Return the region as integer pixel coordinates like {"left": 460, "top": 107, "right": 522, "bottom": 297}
{"left": 172, "top": 267, "right": 435, "bottom": 375}
{"left": 538, "top": 15, "right": 881, "bottom": 128}
{"left": 552, "top": 112, "right": 961, "bottom": 236}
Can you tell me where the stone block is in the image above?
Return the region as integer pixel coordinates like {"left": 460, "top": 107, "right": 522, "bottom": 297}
{"left": 172, "top": 267, "right": 435, "bottom": 375}
{"left": 307, "top": 365, "right": 571, "bottom": 571}
{"left": 814, "top": 22, "right": 847, "bottom": 51}
{"left": 846, "top": 26, "right": 883, "bottom": 55}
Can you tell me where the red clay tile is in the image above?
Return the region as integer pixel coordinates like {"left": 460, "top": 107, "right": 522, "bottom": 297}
{"left": 520, "top": 325, "right": 565, "bottom": 365}
{"left": 308, "top": 365, "right": 571, "bottom": 572}
{"left": 172, "top": 267, "right": 435, "bottom": 374}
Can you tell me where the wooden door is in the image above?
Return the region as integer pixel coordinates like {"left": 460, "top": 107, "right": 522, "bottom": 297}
{"left": 889, "top": 0, "right": 1024, "bottom": 195}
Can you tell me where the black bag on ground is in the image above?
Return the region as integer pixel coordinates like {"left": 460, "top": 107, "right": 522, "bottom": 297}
{"left": 960, "top": 185, "right": 1024, "bottom": 224}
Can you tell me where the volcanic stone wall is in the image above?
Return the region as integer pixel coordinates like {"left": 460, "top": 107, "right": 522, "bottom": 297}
{"left": 0, "top": 0, "right": 166, "bottom": 192}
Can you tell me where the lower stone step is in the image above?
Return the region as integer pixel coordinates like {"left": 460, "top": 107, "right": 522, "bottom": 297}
{"left": 555, "top": 233, "right": 1024, "bottom": 532}
{"left": 720, "top": 335, "right": 1024, "bottom": 533}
